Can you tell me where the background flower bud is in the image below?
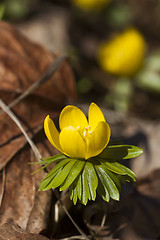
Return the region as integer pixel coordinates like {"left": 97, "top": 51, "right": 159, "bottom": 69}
{"left": 97, "top": 28, "right": 147, "bottom": 77}
{"left": 71, "top": 0, "right": 111, "bottom": 12}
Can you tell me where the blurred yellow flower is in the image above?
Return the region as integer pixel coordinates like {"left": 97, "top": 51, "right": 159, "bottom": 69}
{"left": 71, "top": 0, "right": 110, "bottom": 11}
{"left": 98, "top": 28, "right": 146, "bottom": 76}
{"left": 44, "top": 103, "right": 110, "bottom": 159}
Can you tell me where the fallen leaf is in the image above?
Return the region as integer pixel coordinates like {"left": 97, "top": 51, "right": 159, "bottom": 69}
{"left": 26, "top": 140, "right": 53, "bottom": 234}
{"left": 0, "top": 147, "right": 38, "bottom": 229}
{"left": 0, "top": 222, "right": 49, "bottom": 240}
{"left": 0, "top": 21, "right": 76, "bottom": 170}
{"left": 0, "top": 169, "right": 5, "bottom": 208}
{"left": 0, "top": 21, "right": 76, "bottom": 235}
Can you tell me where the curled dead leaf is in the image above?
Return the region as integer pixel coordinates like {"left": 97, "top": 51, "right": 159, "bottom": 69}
{"left": 0, "top": 21, "right": 76, "bottom": 235}
{"left": 0, "top": 222, "right": 49, "bottom": 240}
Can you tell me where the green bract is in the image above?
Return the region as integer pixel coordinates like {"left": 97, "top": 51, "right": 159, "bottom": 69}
{"left": 32, "top": 144, "right": 143, "bottom": 205}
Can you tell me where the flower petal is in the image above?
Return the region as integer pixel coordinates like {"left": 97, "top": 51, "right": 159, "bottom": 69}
{"left": 59, "top": 105, "right": 88, "bottom": 130}
{"left": 44, "top": 115, "right": 62, "bottom": 152}
{"left": 88, "top": 103, "right": 106, "bottom": 130}
{"left": 59, "top": 126, "right": 86, "bottom": 159}
{"left": 86, "top": 121, "right": 111, "bottom": 159}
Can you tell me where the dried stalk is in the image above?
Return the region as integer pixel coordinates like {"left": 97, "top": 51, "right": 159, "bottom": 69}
{"left": 0, "top": 99, "right": 42, "bottom": 160}
{"left": 0, "top": 56, "right": 66, "bottom": 116}
{"left": 58, "top": 236, "right": 87, "bottom": 240}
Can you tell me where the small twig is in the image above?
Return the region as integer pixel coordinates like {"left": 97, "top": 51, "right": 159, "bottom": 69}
{"left": 90, "top": 212, "right": 107, "bottom": 239}
{"left": 0, "top": 169, "right": 5, "bottom": 208}
{"left": 100, "top": 213, "right": 107, "bottom": 228}
{"left": 0, "top": 99, "right": 90, "bottom": 240}
{"left": 0, "top": 99, "right": 41, "bottom": 160}
{"left": 54, "top": 189, "right": 90, "bottom": 240}
{"left": 58, "top": 235, "right": 87, "bottom": 240}
{"left": 0, "top": 55, "right": 66, "bottom": 116}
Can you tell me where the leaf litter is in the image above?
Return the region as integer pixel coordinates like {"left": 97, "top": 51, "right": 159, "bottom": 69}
{"left": 0, "top": 21, "right": 76, "bottom": 239}
{"left": 0, "top": 20, "right": 160, "bottom": 240}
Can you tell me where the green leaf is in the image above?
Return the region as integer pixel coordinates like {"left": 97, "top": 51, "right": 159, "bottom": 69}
{"left": 136, "top": 52, "right": 160, "bottom": 94}
{"left": 85, "top": 161, "right": 98, "bottom": 200}
{"left": 107, "top": 3, "right": 132, "bottom": 28}
{"left": 95, "top": 165, "right": 120, "bottom": 201}
{"left": 72, "top": 187, "right": 78, "bottom": 205}
{"left": 46, "top": 159, "right": 77, "bottom": 189}
{"left": 0, "top": 4, "right": 5, "bottom": 19}
{"left": 60, "top": 159, "right": 85, "bottom": 191}
{"left": 39, "top": 167, "right": 63, "bottom": 191}
{"left": 43, "top": 158, "right": 71, "bottom": 180}
{"left": 118, "top": 174, "right": 134, "bottom": 183}
{"left": 69, "top": 162, "right": 98, "bottom": 205}
{"left": 103, "top": 168, "right": 121, "bottom": 191}
{"left": 81, "top": 163, "right": 91, "bottom": 205}
{"left": 69, "top": 183, "right": 74, "bottom": 200}
{"left": 98, "top": 145, "right": 143, "bottom": 161}
{"left": 96, "top": 172, "right": 110, "bottom": 202}
{"left": 112, "top": 162, "right": 136, "bottom": 181}
{"left": 30, "top": 154, "right": 67, "bottom": 165}
{"left": 69, "top": 176, "right": 81, "bottom": 205}
{"left": 98, "top": 159, "right": 127, "bottom": 175}
{"left": 105, "top": 77, "right": 132, "bottom": 112}
{"left": 136, "top": 70, "right": 160, "bottom": 93}
{"left": 31, "top": 163, "right": 50, "bottom": 175}
{"left": 31, "top": 154, "right": 68, "bottom": 175}
{"left": 76, "top": 174, "right": 82, "bottom": 201}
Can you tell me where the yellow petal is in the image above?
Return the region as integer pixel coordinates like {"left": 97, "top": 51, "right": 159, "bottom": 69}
{"left": 59, "top": 105, "right": 88, "bottom": 130}
{"left": 86, "top": 121, "right": 111, "bottom": 159}
{"left": 59, "top": 126, "right": 86, "bottom": 159}
{"left": 44, "top": 115, "right": 62, "bottom": 152}
{"left": 88, "top": 103, "right": 106, "bottom": 130}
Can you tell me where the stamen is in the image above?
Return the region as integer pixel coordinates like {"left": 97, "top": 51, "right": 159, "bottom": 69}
{"left": 76, "top": 126, "right": 92, "bottom": 140}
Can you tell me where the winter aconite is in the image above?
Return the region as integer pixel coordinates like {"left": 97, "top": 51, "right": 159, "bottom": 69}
{"left": 44, "top": 103, "right": 110, "bottom": 159}
{"left": 98, "top": 28, "right": 146, "bottom": 76}
{"left": 33, "top": 103, "right": 143, "bottom": 205}
{"left": 71, "top": 0, "right": 110, "bottom": 12}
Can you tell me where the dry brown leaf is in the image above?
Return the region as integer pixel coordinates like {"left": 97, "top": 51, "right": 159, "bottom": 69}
{"left": 0, "top": 21, "right": 76, "bottom": 234}
{"left": 26, "top": 139, "right": 54, "bottom": 234}
{"left": 0, "top": 21, "right": 76, "bottom": 169}
{"left": 0, "top": 222, "right": 49, "bottom": 240}
{"left": 0, "top": 147, "right": 38, "bottom": 229}
{"left": 0, "top": 169, "right": 5, "bottom": 208}
{"left": 0, "top": 21, "right": 76, "bottom": 103}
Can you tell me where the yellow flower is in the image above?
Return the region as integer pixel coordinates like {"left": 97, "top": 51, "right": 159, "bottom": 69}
{"left": 44, "top": 103, "right": 110, "bottom": 159}
{"left": 71, "top": 0, "right": 110, "bottom": 11}
{"left": 98, "top": 28, "right": 146, "bottom": 76}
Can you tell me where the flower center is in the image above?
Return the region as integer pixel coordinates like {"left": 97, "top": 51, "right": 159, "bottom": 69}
{"left": 76, "top": 126, "right": 92, "bottom": 141}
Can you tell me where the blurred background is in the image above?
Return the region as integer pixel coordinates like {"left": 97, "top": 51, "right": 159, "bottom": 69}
{"left": 1, "top": 1, "right": 160, "bottom": 239}
{"left": 1, "top": 0, "right": 160, "bottom": 120}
